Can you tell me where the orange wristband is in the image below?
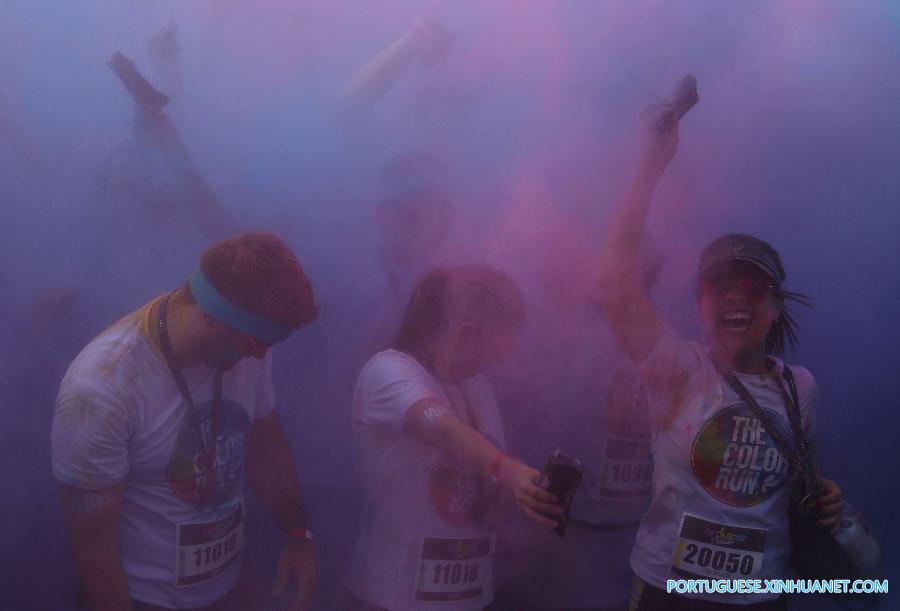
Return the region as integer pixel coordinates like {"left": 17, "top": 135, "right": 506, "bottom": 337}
{"left": 287, "top": 528, "right": 315, "bottom": 542}
{"left": 489, "top": 452, "right": 506, "bottom": 482}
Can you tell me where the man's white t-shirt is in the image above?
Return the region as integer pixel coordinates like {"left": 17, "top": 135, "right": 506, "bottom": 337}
{"left": 630, "top": 328, "right": 816, "bottom": 604}
{"left": 349, "top": 349, "right": 505, "bottom": 611}
{"left": 51, "top": 296, "right": 275, "bottom": 608}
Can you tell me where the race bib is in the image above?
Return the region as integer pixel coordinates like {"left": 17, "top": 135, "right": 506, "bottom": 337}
{"left": 588, "top": 437, "right": 653, "bottom": 501}
{"left": 671, "top": 514, "right": 766, "bottom": 580}
{"left": 175, "top": 504, "right": 243, "bottom": 587}
{"left": 415, "top": 534, "right": 494, "bottom": 603}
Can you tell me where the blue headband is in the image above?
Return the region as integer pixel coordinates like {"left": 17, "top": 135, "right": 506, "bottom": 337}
{"left": 189, "top": 268, "right": 292, "bottom": 344}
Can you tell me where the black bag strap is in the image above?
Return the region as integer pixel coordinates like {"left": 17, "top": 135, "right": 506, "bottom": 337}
{"left": 780, "top": 367, "right": 821, "bottom": 504}
{"left": 710, "top": 355, "right": 820, "bottom": 511}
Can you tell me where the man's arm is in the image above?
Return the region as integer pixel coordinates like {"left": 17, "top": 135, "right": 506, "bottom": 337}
{"left": 403, "top": 398, "right": 561, "bottom": 527}
{"left": 246, "top": 411, "right": 315, "bottom": 611}
{"left": 58, "top": 483, "right": 132, "bottom": 611}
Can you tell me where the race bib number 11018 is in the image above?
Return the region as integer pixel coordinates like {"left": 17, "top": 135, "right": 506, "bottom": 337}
{"left": 415, "top": 534, "right": 493, "bottom": 603}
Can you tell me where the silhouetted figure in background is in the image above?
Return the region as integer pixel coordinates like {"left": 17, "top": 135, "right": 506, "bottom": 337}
{"left": 338, "top": 17, "right": 454, "bottom": 111}
{"left": 101, "top": 52, "right": 236, "bottom": 241}
{"left": 148, "top": 17, "right": 184, "bottom": 105}
{"left": 0, "top": 91, "right": 42, "bottom": 164}
{"left": 375, "top": 150, "right": 455, "bottom": 315}
{"left": 86, "top": 52, "right": 240, "bottom": 319}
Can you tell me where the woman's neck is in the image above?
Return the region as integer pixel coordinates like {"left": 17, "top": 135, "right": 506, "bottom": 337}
{"left": 712, "top": 344, "right": 769, "bottom": 374}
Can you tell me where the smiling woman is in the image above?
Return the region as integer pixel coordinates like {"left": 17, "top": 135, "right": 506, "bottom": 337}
{"left": 696, "top": 234, "right": 811, "bottom": 364}
{"left": 595, "top": 98, "right": 845, "bottom": 610}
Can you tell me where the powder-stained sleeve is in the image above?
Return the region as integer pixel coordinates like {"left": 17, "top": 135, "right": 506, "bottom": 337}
{"left": 354, "top": 352, "right": 439, "bottom": 433}
{"left": 636, "top": 326, "right": 703, "bottom": 431}
{"left": 51, "top": 375, "right": 132, "bottom": 490}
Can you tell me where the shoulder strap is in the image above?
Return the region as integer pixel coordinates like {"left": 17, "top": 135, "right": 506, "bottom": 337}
{"left": 780, "top": 367, "right": 821, "bottom": 501}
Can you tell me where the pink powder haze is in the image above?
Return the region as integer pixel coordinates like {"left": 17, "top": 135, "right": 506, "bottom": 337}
{"left": 1, "top": 1, "right": 898, "bottom": 608}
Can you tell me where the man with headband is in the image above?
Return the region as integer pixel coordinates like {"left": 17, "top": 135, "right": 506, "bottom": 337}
{"left": 52, "top": 233, "right": 319, "bottom": 611}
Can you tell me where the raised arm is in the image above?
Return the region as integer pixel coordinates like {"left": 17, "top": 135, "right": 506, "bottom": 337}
{"left": 596, "top": 98, "right": 685, "bottom": 366}
{"left": 108, "top": 52, "right": 170, "bottom": 116}
{"left": 403, "top": 398, "right": 560, "bottom": 527}
{"left": 338, "top": 17, "right": 452, "bottom": 108}
{"left": 246, "top": 411, "right": 316, "bottom": 611}
{"left": 107, "top": 52, "right": 238, "bottom": 239}
{"left": 58, "top": 483, "right": 132, "bottom": 611}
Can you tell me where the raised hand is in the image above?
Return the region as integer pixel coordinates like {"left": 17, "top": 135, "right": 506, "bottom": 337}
{"left": 639, "top": 102, "right": 680, "bottom": 180}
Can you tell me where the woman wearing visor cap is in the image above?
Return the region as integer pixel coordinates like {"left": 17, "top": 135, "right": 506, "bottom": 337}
{"left": 596, "top": 100, "right": 844, "bottom": 610}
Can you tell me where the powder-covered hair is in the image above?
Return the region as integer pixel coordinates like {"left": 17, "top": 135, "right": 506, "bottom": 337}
{"left": 199, "top": 232, "right": 319, "bottom": 329}
{"left": 390, "top": 264, "right": 526, "bottom": 368}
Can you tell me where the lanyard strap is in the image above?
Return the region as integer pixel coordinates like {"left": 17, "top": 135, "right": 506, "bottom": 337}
{"left": 710, "top": 355, "right": 820, "bottom": 509}
{"left": 157, "top": 294, "right": 223, "bottom": 489}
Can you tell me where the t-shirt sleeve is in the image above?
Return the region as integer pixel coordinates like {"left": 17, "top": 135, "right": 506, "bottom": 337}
{"left": 51, "top": 375, "right": 132, "bottom": 490}
{"left": 355, "top": 353, "right": 440, "bottom": 432}
{"left": 636, "top": 326, "right": 703, "bottom": 430}
{"left": 254, "top": 351, "right": 276, "bottom": 420}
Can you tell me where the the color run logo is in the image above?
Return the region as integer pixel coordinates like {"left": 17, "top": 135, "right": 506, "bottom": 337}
{"left": 429, "top": 463, "right": 490, "bottom": 527}
{"left": 167, "top": 399, "right": 250, "bottom": 507}
{"left": 429, "top": 434, "right": 501, "bottom": 527}
{"left": 691, "top": 403, "right": 791, "bottom": 506}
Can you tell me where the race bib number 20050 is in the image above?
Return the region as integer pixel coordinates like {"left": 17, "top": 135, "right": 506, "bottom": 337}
{"left": 175, "top": 504, "right": 244, "bottom": 586}
{"left": 415, "top": 534, "right": 493, "bottom": 603}
{"left": 671, "top": 514, "right": 766, "bottom": 580}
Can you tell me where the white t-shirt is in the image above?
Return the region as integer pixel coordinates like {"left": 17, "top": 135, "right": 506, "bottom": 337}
{"left": 51, "top": 296, "right": 275, "bottom": 609}
{"left": 349, "top": 349, "right": 505, "bottom": 611}
{"left": 573, "top": 360, "right": 653, "bottom": 527}
{"left": 630, "top": 328, "right": 816, "bottom": 604}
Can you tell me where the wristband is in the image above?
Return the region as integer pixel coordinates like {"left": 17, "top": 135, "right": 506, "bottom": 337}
{"left": 287, "top": 528, "right": 315, "bottom": 542}
{"left": 489, "top": 452, "right": 506, "bottom": 483}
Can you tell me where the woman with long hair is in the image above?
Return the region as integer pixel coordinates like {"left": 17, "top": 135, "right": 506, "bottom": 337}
{"left": 596, "top": 102, "right": 844, "bottom": 610}
{"left": 348, "top": 264, "right": 560, "bottom": 611}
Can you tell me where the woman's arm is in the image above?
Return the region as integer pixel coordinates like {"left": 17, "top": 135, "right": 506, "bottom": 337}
{"left": 596, "top": 103, "right": 680, "bottom": 366}
{"left": 403, "top": 398, "right": 561, "bottom": 527}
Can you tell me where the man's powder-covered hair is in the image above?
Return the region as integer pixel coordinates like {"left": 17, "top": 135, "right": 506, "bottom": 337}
{"left": 199, "top": 232, "right": 319, "bottom": 329}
